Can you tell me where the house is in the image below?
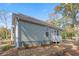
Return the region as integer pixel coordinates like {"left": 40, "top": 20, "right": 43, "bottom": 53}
{"left": 12, "top": 13, "right": 62, "bottom": 48}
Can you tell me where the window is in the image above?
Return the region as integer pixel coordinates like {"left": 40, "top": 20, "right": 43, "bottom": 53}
{"left": 54, "top": 30, "right": 56, "bottom": 35}
{"left": 57, "top": 30, "right": 59, "bottom": 35}
{"left": 46, "top": 27, "right": 49, "bottom": 37}
{"left": 46, "top": 32, "right": 49, "bottom": 37}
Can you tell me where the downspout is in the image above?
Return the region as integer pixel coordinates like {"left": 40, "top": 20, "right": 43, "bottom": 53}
{"left": 15, "top": 17, "right": 21, "bottom": 48}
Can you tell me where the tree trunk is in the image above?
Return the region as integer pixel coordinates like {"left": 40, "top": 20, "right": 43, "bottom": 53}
{"left": 73, "top": 17, "right": 79, "bottom": 41}
{"left": 74, "top": 24, "right": 79, "bottom": 41}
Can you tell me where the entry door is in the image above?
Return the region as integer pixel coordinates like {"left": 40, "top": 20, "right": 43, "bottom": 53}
{"left": 51, "top": 29, "right": 57, "bottom": 42}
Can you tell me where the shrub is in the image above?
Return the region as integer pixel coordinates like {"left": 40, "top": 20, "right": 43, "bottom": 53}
{"left": 61, "top": 31, "right": 75, "bottom": 39}
{"left": 2, "top": 44, "right": 11, "bottom": 51}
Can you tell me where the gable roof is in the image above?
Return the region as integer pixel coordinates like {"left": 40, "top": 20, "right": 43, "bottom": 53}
{"left": 12, "top": 13, "right": 63, "bottom": 31}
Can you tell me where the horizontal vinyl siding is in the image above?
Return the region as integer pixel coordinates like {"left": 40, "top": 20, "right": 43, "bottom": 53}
{"left": 50, "top": 29, "right": 62, "bottom": 42}
{"left": 50, "top": 29, "right": 55, "bottom": 42}
{"left": 19, "top": 21, "right": 50, "bottom": 45}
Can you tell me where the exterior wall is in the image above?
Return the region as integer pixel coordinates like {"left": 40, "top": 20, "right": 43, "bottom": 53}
{"left": 17, "top": 20, "right": 62, "bottom": 47}
{"left": 12, "top": 13, "right": 62, "bottom": 48}
{"left": 50, "top": 29, "right": 62, "bottom": 42}
{"left": 50, "top": 29, "right": 56, "bottom": 42}
{"left": 12, "top": 16, "right": 22, "bottom": 47}
{"left": 12, "top": 16, "right": 19, "bottom": 47}
{"left": 19, "top": 21, "right": 51, "bottom": 46}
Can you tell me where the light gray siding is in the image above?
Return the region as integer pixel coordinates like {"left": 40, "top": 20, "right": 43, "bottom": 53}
{"left": 19, "top": 21, "right": 51, "bottom": 46}
{"left": 12, "top": 13, "right": 62, "bottom": 48}
{"left": 50, "top": 29, "right": 62, "bottom": 42}
{"left": 15, "top": 20, "right": 62, "bottom": 47}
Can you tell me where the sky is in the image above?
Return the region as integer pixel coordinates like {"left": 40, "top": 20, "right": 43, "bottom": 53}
{"left": 0, "top": 3, "right": 60, "bottom": 20}
{"left": 0, "top": 3, "right": 60, "bottom": 28}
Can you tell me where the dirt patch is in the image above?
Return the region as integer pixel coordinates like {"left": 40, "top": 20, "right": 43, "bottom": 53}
{"left": 1, "top": 40, "right": 79, "bottom": 56}
{"left": 0, "top": 48, "right": 18, "bottom": 56}
{"left": 18, "top": 40, "right": 79, "bottom": 56}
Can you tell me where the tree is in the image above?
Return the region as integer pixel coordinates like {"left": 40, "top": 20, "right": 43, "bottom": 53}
{"left": 55, "top": 3, "right": 79, "bottom": 24}
{"left": 61, "top": 24, "right": 75, "bottom": 39}
{"left": 54, "top": 3, "right": 79, "bottom": 40}
{"left": 0, "top": 27, "right": 11, "bottom": 40}
{"left": 49, "top": 19, "right": 61, "bottom": 27}
{"left": 48, "top": 13, "right": 62, "bottom": 27}
{"left": 0, "top": 10, "right": 11, "bottom": 40}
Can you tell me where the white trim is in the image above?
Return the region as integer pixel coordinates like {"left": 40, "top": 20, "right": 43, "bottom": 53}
{"left": 11, "top": 25, "right": 15, "bottom": 40}
{"left": 15, "top": 18, "right": 19, "bottom": 48}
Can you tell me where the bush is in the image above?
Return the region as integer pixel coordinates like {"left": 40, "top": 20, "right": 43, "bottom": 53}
{"left": 0, "top": 27, "right": 11, "bottom": 40}
{"left": 2, "top": 45, "right": 11, "bottom": 51}
{"left": 61, "top": 31, "right": 75, "bottom": 39}
{"left": 61, "top": 32, "right": 66, "bottom": 39}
